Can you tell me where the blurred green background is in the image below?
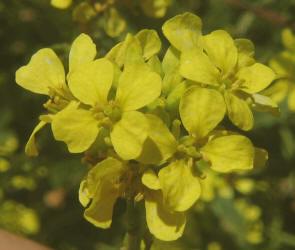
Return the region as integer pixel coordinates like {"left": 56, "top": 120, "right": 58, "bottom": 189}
{"left": 1, "top": 0, "right": 295, "bottom": 249}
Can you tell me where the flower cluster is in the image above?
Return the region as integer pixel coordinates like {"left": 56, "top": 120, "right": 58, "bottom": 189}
{"left": 264, "top": 29, "right": 295, "bottom": 111}
{"left": 50, "top": 0, "right": 171, "bottom": 37}
{"left": 16, "top": 12, "right": 276, "bottom": 241}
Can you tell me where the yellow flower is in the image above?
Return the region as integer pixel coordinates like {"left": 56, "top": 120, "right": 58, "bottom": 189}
{"left": 79, "top": 157, "right": 186, "bottom": 241}
{"left": 162, "top": 13, "right": 278, "bottom": 131}
{"left": 51, "top": 57, "right": 161, "bottom": 159}
{"left": 140, "top": 0, "right": 171, "bottom": 18}
{"left": 264, "top": 29, "right": 295, "bottom": 111}
{"left": 51, "top": 0, "right": 72, "bottom": 9}
{"left": 15, "top": 33, "right": 97, "bottom": 156}
{"left": 180, "top": 30, "right": 277, "bottom": 130}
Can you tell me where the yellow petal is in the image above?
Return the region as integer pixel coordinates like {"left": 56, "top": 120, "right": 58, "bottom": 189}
{"left": 224, "top": 92, "right": 254, "bottom": 131}
{"left": 104, "top": 8, "right": 126, "bottom": 38}
{"left": 180, "top": 86, "right": 226, "bottom": 139}
{"left": 269, "top": 51, "right": 295, "bottom": 78}
{"left": 68, "top": 33, "right": 96, "bottom": 75}
{"left": 262, "top": 80, "right": 289, "bottom": 104}
{"left": 201, "top": 30, "right": 238, "bottom": 74}
{"left": 234, "top": 38, "right": 255, "bottom": 69}
{"left": 79, "top": 157, "right": 125, "bottom": 208}
{"left": 106, "top": 34, "right": 139, "bottom": 68}
{"left": 288, "top": 84, "right": 295, "bottom": 111}
{"left": 85, "top": 157, "right": 125, "bottom": 199}
{"left": 15, "top": 48, "right": 65, "bottom": 95}
{"left": 124, "top": 35, "right": 143, "bottom": 67}
{"left": 110, "top": 111, "right": 148, "bottom": 160}
{"left": 162, "top": 46, "right": 180, "bottom": 74}
{"left": 158, "top": 159, "right": 201, "bottom": 212}
{"left": 254, "top": 147, "right": 268, "bottom": 169}
{"left": 142, "top": 169, "right": 161, "bottom": 190}
{"left": 147, "top": 55, "right": 163, "bottom": 77}
{"left": 199, "top": 167, "right": 216, "bottom": 202}
{"left": 140, "top": 0, "right": 168, "bottom": 18}
{"left": 136, "top": 114, "right": 177, "bottom": 164}
{"left": 68, "top": 58, "right": 113, "bottom": 106}
{"left": 51, "top": 0, "right": 72, "bottom": 9}
{"left": 25, "top": 121, "right": 47, "bottom": 156}
{"left": 79, "top": 179, "right": 90, "bottom": 207}
{"left": 51, "top": 102, "right": 99, "bottom": 153}
{"left": 252, "top": 93, "right": 280, "bottom": 117}
{"left": 162, "top": 12, "right": 202, "bottom": 52}
{"left": 162, "top": 66, "right": 182, "bottom": 96}
{"left": 282, "top": 28, "right": 295, "bottom": 51}
{"left": 145, "top": 191, "right": 186, "bottom": 241}
{"left": 73, "top": 2, "right": 96, "bottom": 23}
{"left": 180, "top": 48, "right": 220, "bottom": 86}
{"left": 166, "top": 80, "right": 188, "bottom": 118}
{"left": 115, "top": 62, "right": 161, "bottom": 111}
{"left": 84, "top": 180, "right": 119, "bottom": 229}
{"left": 201, "top": 135, "right": 254, "bottom": 173}
{"left": 136, "top": 29, "right": 161, "bottom": 61}
{"left": 237, "top": 63, "right": 276, "bottom": 94}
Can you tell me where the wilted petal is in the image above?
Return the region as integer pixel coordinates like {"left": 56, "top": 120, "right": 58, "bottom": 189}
{"left": 25, "top": 121, "right": 48, "bottom": 156}
{"left": 84, "top": 180, "right": 120, "bottom": 229}
{"left": 145, "top": 190, "right": 186, "bottom": 241}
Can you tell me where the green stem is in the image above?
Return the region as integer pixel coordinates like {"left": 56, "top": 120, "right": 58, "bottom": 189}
{"left": 126, "top": 199, "right": 142, "bottom": 250}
